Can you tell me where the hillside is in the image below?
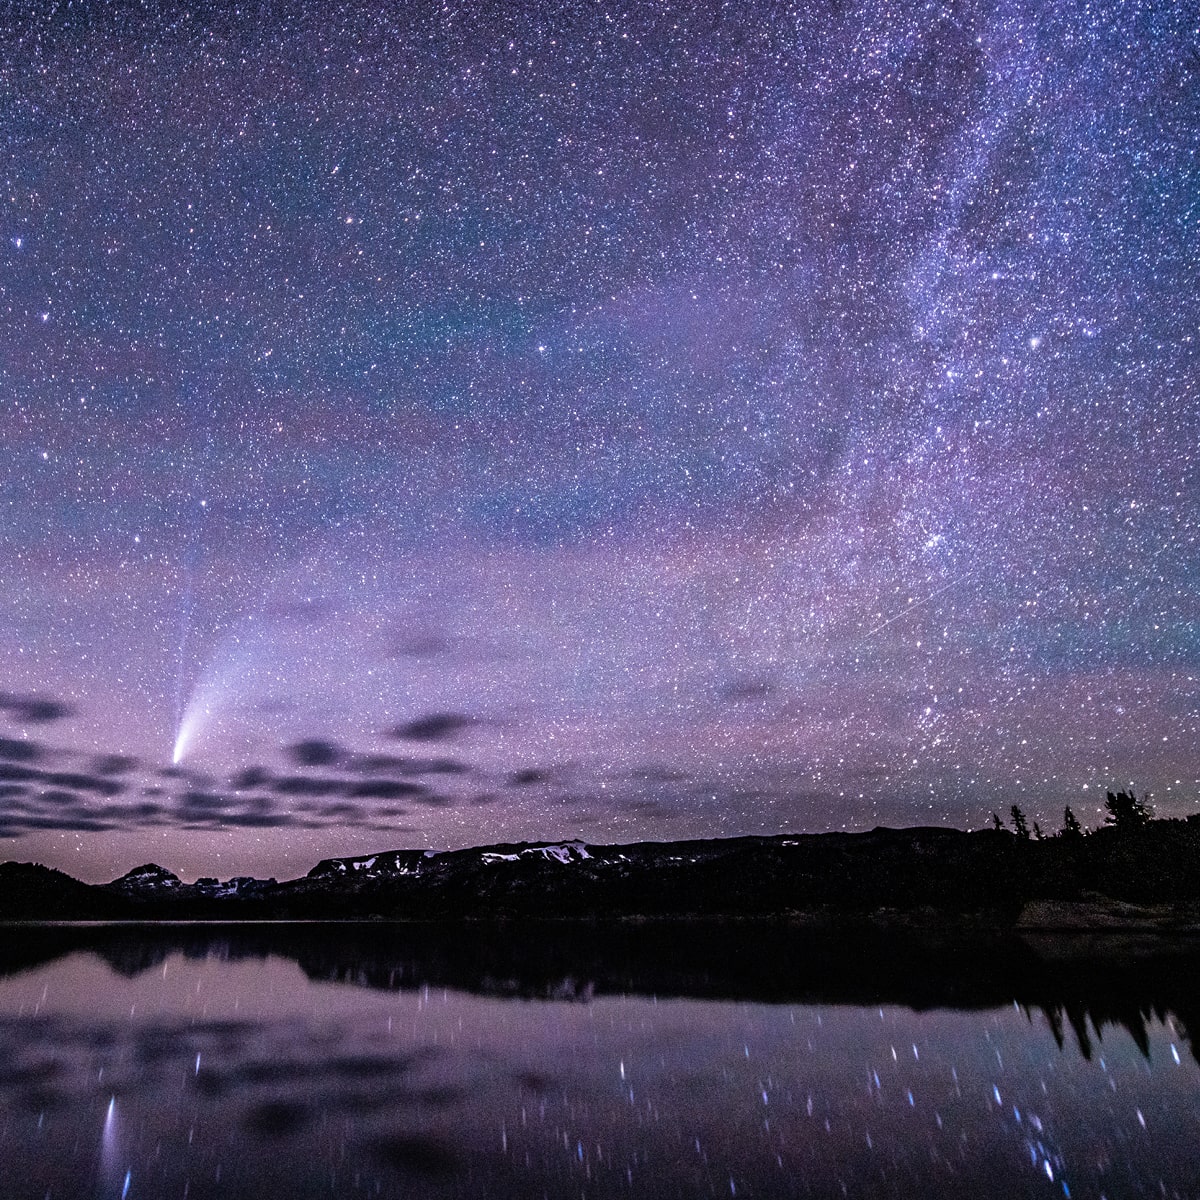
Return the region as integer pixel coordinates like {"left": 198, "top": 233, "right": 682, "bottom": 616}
{"left": 2, "top": 819, "right": 1199, "bottom": 925}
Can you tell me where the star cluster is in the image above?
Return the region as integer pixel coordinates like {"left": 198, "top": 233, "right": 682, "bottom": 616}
{"left": 0, "top": 0, "right": 1197, "bottom": 879}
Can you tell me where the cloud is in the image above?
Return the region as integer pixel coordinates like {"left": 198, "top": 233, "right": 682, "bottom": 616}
{"left": 92, "top": 754, "right": 138, "bottom": 775}
{"left": 48, "top": 771, "right": 125, "bottom": 796}
{"left": 179, "top": 790, "right": 239, "bottom": 813}
{"left": 170, "top": 789, "right": 314, "bottom": 830}
{"left": 378, "top": 630, "right": 451, "bottom": 659}
{"left": 0, "top": 737, "right": 42, "bottom": 763}
{"left": 407, "top": 792, "right": 456, "bottom": 808}
{"left": 390, "top": 713, "right": 474, "bottom": 743}
{"left": 1, "top": 813, "right": 117, "bottom": 833}
{"left": 38, "top": 788, "right": 88, "bottom": 807}
{"left": 219, "top": 810, "right": 310, "bottom": 828}
{"left": 628, "top": 764, "right": 688, "bottom": 783}
{"left": 296, "top": 801, "right": 364, "bottom": 821}
{"left": 508, "top": 768, "right": 551, "bottom": 787}
{"left": 0, "top": 727, "right": 481, "bottom": 840}
{"left": 164, "top": 784, "right": 332, "bottom": 829}
{"left": 287, "top": 740, "right": 346, "bottom": 768}
{"left": 0, "top": 763, "right": 124, "bottom": 796}
{"left": 120, "top": 801, "right": 167, "bottom": 821}
{"left": 0, "top": 726, "right": 480, "bottom": 839}
{"left": 620, "top": 798, "right": 677, "bottom": 820}
{"left": 0, "top": 692, "right": 74, "bottom": 723}
{"left": 231, "top": 766, "right": 272, "bottom": 790}
{"left": 353, "top": 754, "right": 468, "bottom": 776}
{"left": 718, "top": 678, "right": 777, "bottom": 702}
{"left": 0, "top": 782, "right": 168, "bottom": 834}
{"left": 272, "top": 776, "right": 344, "bottom": 797}
{"left": 344, "top": 779, "right": 426, "bottom": 800}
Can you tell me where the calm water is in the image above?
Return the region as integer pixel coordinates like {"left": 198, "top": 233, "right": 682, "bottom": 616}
{"left": 0, "top": 925, "right": 1197, "bottom": 1199}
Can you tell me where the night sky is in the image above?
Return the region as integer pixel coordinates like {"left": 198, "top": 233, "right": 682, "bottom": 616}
{"left": 1, "top": 0, "right": 1197, "bottom": 882}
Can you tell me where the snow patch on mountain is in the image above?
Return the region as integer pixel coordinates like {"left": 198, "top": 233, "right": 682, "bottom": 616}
{"left": 110, "top": 863, "right": 183, "bottom": 891}
{"left": 481, "top": 841, "right": 592, "bottom": 866}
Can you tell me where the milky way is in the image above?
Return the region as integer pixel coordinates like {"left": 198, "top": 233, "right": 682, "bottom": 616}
{"left": 0, "top": 1, "right": 1197, "bottom": 880}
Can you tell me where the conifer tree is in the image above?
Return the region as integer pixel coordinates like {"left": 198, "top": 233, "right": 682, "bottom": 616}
{"left": 1104, "top": 790, "right": 1153, "bottom": 830}
{"left": 1010, "top": 805, "right": 1030, "bottom": 840}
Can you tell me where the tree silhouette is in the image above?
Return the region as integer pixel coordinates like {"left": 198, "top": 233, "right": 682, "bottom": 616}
{"left": 1010, "top": 805, "right": 1030, "bottom": 840}
{"left": 992, "top": 812, "right": 1004, "bottom": 832}
{"left": 1061, "top": 806, "right": 1083, "bottom": 838}
{"left": 1104, "top": 790, "right": 1153, "bottom": 830}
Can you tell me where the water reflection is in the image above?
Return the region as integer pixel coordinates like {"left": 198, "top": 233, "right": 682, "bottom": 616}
{"left": 0, "top": 924, "right": 1197, "bottom": 1199}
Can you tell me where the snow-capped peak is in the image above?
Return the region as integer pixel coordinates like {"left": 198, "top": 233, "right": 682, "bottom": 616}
{"left": 481, "top": 841, "right": 592, "bottom": 866}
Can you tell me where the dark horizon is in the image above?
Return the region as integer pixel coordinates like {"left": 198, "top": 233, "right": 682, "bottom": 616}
{"left": 5, "top": 799, "right": 1192, "bottom": 890}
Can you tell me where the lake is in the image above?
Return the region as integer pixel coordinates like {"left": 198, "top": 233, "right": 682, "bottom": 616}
{"left": 0, "top": 924, "right": 1196, "bottom": 1198}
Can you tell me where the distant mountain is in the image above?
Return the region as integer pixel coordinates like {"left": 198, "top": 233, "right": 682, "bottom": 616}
{"left": 0, "top": 860, "right": 127, "bottom": 920}
{"left": 1, "top": 820, "right": 1199, "bottom": 925}
{"left": 110, "top": 863, "right": 184, "bottom": 892}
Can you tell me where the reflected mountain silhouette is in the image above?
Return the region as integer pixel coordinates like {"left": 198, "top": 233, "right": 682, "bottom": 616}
{"left": 0, "top": 921, "right": 1196, "bottom": 1063}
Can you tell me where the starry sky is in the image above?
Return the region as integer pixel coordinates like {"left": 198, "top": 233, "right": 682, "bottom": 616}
{"left": 1, "top": 0, "right": 1197, "bottom": 882}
